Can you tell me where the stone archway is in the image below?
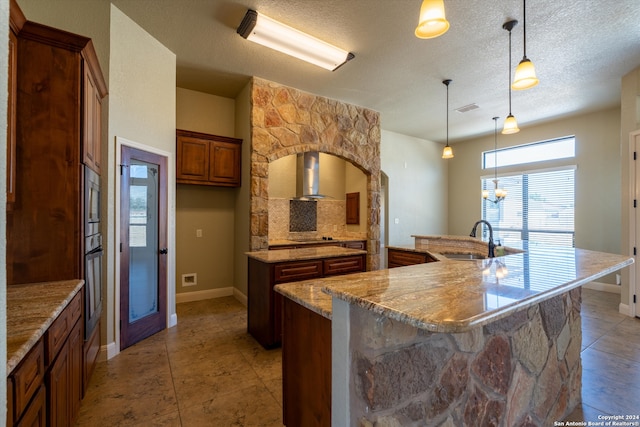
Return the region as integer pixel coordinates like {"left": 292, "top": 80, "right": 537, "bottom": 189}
{"left": 249, "top": 78, "right": 381, "bottom": 270}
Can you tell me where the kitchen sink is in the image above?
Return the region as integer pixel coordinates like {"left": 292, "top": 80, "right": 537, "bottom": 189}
{"left": 442, "top": 253, "right": 486, "bottom": 260}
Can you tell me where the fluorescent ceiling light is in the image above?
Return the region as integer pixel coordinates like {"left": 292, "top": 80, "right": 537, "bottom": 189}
{"left": 237, "top": 10, "right": 354, "bottom": 71}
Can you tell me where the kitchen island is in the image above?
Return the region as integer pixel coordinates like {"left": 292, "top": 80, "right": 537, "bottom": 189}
{"left": 246, "top": 245, "right": 366, "bottom": 348}
{"left": 275, "top": 240, "right": 633, "bottom": 427}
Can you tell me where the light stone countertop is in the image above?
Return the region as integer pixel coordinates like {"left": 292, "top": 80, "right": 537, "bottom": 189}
{"left": 7, "top": 279, "right": 84, "bottom": 374}
{"left": 276, "top": 243, "right": 633, "bottom": 332}
{"left": 246, "top": 246, "right": 366, "bottom": 263}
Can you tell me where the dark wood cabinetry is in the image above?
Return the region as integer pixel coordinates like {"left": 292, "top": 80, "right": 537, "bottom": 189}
{"left": 7, "top": 18, "right": 107, "bottom": 285}
{"left": 8, "top": 290, "right": 83, "bottom": 426}
{"left": 387, "top": 248, "right": 437, "bottom": 268}
{"left": 176, "top": 129, "right": 242, "bottom": 187}
{"left": 248, "top": 253, "right": 366, "bottom": 348}
{"left": 282, "top": 297, "right": 331, "bottom": 427}
{"left": 346, "top": 192, "right": 360, "bottom": 225}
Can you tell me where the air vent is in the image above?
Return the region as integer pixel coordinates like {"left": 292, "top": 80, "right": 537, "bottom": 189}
{"left": 455, "top": 103, "right": 479, "bottom": 113}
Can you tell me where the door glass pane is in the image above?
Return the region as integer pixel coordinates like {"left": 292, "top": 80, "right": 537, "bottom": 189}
{"left": 128, "top": 160, "right": 159, "bottom": 322}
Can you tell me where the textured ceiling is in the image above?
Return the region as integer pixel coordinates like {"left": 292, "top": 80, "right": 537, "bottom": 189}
{"left": 111, "top": 0, "right": 640, "bottom": 144}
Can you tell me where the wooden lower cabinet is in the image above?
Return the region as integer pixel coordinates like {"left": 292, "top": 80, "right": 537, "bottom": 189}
{"left": 16, "top": 385, "right": 46, "bottom": 427}
{"left": 248, "top": 253, "right": 366, "bottom": 348}
{"left": 7, "top": 291, "right": 83, "bottom": 427}
{"left": 48, "top": 319, "right": 82, "bottom": 427}
{"left": 387, "top": 248, "right": 436, "bottom": 268}
{"left": 282, "top": 297, "right": 331, "bottom": 427}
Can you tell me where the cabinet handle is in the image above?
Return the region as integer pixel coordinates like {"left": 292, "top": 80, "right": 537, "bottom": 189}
{"left": 159, "top": 248, "right": 168, "bottom": 255}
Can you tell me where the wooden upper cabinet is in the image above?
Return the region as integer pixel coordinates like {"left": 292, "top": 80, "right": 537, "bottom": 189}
{"left": 346, "top": 192, "right": 360, "bottom": 225}
{"left": 82, "top": 64, "right": 103, "bottom": 174}
{"left": 176, "top": 129, "right": 242, "bottom": 187}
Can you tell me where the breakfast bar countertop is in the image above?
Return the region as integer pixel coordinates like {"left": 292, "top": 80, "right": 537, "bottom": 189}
{"left": 277, "top": 244, "right": 633, "bottom": 333}
{"left": 245, "top": 245, "right": 366, "bottom": 263}
{"left": 7, "top": 279, "right": 84, "bottom": 373}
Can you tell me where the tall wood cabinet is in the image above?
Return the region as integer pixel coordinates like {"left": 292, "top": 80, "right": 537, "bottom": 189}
{"left": 8, "top": 18, "right": 107, "bottom": 283}
{"left": 6, "top": 1, "right": 107, "bottom": 423}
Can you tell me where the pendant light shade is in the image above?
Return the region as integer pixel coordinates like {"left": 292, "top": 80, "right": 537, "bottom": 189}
{"left": 502, "top": 20, "right": 520, "bottom": 135}
{"left": 415, "top": 0, "right": 450, "bottom": 39}
{"left": 502, "top": 114, "right": 520, "bottom": 134}
{"left": 442, "top": 79, "right": 454, "bottom": 159}
{"left": 513, "top": 58, "right": 539, "bottom": 90}
{"left": 512, "top": 0, "right": 539, "bottom": 90}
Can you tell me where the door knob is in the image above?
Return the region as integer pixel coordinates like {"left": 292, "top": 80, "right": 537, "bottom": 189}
{"left": 159, "top": 248, "right": 168, "bottom": 254}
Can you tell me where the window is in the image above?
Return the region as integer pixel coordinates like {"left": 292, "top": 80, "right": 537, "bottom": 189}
{"left": 481, "top": 137, "right": 575, "bottom": 248}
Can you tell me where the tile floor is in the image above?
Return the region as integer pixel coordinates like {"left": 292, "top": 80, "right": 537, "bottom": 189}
{"left": 76, "top": 288, "right": 640, "bottom": 426}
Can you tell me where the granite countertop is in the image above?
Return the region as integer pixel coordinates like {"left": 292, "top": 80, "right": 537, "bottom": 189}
{"left": 246, "top": 245, "right": 366, "bottom": 263}
{"left": 7, "top": 279, "right": 84, "bottom": 374}
{"left": 277, "top": 244, "right": 633, "bottom": 332}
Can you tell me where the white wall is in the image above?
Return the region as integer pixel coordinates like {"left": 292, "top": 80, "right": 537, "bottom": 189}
{"left": 381, "top": 129, "right": 448, "bottom": 246}
{"left": 448, "top": 108, "right": 622, "bottom": 282}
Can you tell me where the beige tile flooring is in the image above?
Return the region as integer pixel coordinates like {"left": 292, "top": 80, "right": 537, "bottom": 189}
{"left": 76, "top": 288, "right": 640, "bottom": 426}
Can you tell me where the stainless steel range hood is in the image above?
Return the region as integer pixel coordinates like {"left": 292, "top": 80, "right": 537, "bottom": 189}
{"left": 295, "top": 151, "right": 326, "bottom": 199}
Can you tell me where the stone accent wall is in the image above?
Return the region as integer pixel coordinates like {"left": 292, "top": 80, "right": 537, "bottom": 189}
{"left": 250, "top": 77, "right": 381, "bottom": 269}
{"left": 350, "top": 289, "right": 582, "bottom": 426}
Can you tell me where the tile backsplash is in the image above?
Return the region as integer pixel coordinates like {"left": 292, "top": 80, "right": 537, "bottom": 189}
{"left": 270, "top": 198, "right": 351, "bottom": 240}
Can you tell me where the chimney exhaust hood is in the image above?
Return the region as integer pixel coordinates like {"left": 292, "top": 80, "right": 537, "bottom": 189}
{"left": 295, "top": 151, "right": 326, "bottom": 199}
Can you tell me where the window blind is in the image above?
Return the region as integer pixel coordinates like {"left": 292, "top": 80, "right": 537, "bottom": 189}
{"left": 482, "top": 168, "right": 575, "bottom": 247}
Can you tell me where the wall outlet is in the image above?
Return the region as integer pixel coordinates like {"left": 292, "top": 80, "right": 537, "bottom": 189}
{"left": 394, "top": 218, "right": 399, "bottom": 224}
{"left": 333, "top": 225, "right": 337, "bottom": 231}
{"left": 616, "top": 273, "right": 621, "bottom": 285}
{"left": 182, "top": 273, "right": 197, "bottom": 287}
{"left": 196, "top": 229, "right": 203, "bottom": 238}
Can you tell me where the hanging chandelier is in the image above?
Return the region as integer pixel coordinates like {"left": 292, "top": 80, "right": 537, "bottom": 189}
{"left": 483, "top": 117, "right": 507, "bottom": 204}
{"left": 442, "top": 79, "right": 454, "bottom": 159}
{"left": 502, "top": 20, "right": 520, "bottom": 134}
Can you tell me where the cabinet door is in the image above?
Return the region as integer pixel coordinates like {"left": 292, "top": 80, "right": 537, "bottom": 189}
{"left": 47, "top": 343, "right": 69, "bottom": 427}
{"left": 209, "top": 141, "right": 241, "bottom": 186}
{"left": 83, "top": 66, "right": 102, "bottom": 174}
{"left": 176, "top": 136, "right": 210, "bottom": 183}
{"left": 68, "top": 320, "right": 83, "bottom": 425}
{"left": 16, "top": 385, "right": 46, "bottom": 427}
{"left": 323, "top": 255, "right": 365, "bottom": 276}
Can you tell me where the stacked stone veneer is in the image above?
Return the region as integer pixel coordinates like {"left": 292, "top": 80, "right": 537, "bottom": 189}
{"left": 350, "top": 289, "right": 582, "bottom": 426}
{"left": 249, "top": 77, "right": 381, "bottom": 269}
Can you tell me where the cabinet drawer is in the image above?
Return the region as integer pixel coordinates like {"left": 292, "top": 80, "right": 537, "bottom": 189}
{"left": 323, "top": 256, "right": 365, "bottom": 276}
{"left": 12, "top": 339, "right": 45, "bottom": 420}
{"left": 343, "top": 240, "right": 366, "bottom": 250}
{"left": 388, "top": 249, "right": 429, "bottom": 267}
{"left": 46, "top": 291, "right": 82, "bottom": 364}
{"left": 274, "top": 260, "right": 322, "bottom": 283}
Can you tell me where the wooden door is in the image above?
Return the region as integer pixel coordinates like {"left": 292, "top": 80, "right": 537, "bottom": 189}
{"left": 120, "top": 146, "right": 168, "bottom": 350}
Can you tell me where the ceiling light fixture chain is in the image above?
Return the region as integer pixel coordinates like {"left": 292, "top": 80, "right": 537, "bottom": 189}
{"left": 442, "top": 79, "right": 454, "bottom": 159}
{"left": 502, "top": 20, "right": 520, "bottom": 135}
{"left": 483, "top": 116, "right": 507, "bottom": 204}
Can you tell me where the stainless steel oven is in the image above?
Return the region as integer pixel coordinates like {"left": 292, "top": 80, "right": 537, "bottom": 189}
{"left": 85, "top": 166, "right": 103, "bottom": 339}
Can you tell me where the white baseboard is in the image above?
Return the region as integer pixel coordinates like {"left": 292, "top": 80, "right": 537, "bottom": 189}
{"left": 104, "top": 342, "right": 118, "bottom": 361}
{"left": 619, "top": 303, "right": 632, "bottom": 317}
{"left": 176, "top": 287, "right": 234, "bottom": 304}
{"left": 583, "top": 281, "right": 621, "bottom": 294}
{"left": 168, "top": 313, "right": 178, "bottom": 328}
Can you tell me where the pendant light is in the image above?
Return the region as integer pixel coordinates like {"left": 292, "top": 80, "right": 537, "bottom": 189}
{"left": 415, "top": 0, "right": 450, "bottom": 39}
{"left": 483, "top": 117, "right": 507, "bottom": 204}
{"left": 512, "top": 0, "right": 539, "bottom": 90}
{"left": 442, "top": 79, "right": 454, "bottom": 159}
{"left": 502, "top": 20, "right": 520, "bottom": 135}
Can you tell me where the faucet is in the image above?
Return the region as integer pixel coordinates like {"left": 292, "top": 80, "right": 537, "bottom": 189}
{"left": 469, "top": 220, "right": 495, "bottom": 258}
